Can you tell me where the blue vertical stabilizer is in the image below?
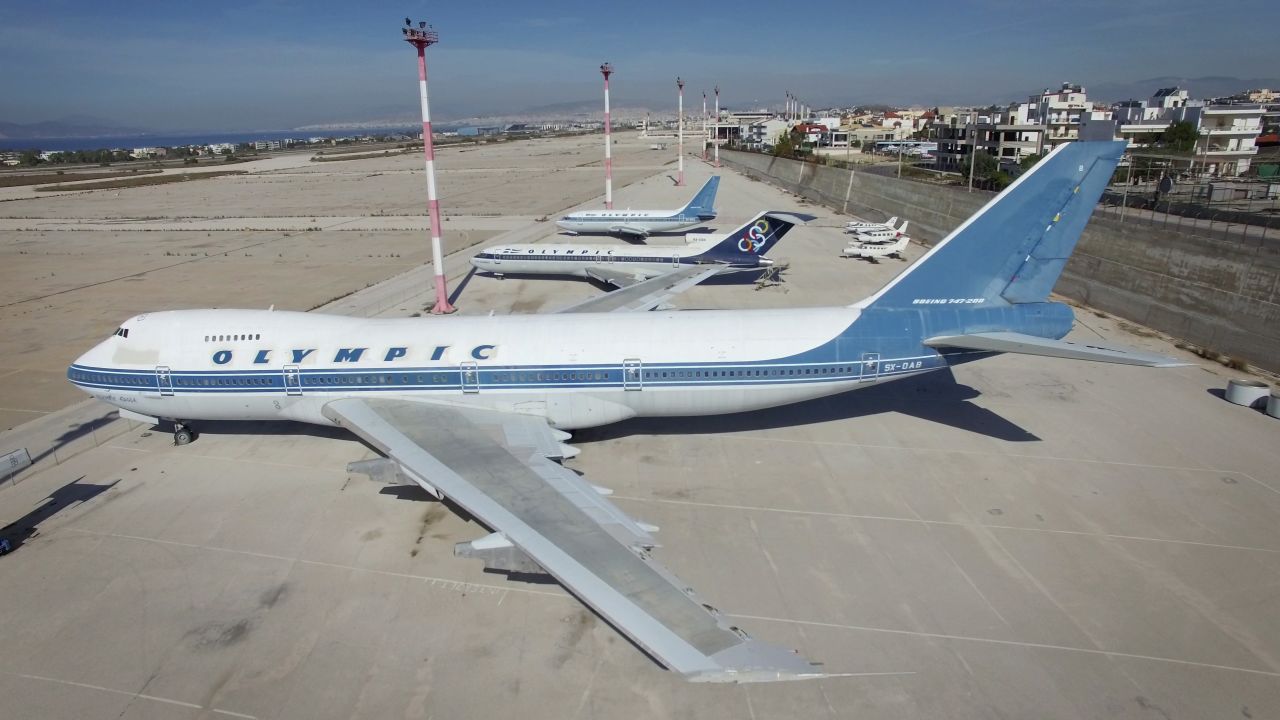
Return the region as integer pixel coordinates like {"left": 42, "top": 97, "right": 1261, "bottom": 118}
{"left": 681, "top": 176, "right": 720, "bottom": 220}
{"left": 856, "top": 141, "right": 1125, "bottom": 310}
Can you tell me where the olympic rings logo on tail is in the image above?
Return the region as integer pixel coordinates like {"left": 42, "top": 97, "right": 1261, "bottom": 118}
{"left": 736, "top": 219, "right": 771, "bottom": 252}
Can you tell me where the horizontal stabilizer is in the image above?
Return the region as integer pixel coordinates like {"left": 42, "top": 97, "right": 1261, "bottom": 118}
{"left": 925, "top": 332, "right": 1190, "bottom": 367}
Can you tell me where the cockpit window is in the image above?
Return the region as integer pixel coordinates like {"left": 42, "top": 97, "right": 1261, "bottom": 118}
{"left": 112, "top": 327, "right": 129, "bottom": 338}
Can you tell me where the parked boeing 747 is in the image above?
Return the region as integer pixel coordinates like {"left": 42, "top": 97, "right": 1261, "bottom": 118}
{"left": 556, "top": 176, "right": 719, "bottom": 238}
{"left": 68, "top": 141, "right": 1183, "bottom": 683}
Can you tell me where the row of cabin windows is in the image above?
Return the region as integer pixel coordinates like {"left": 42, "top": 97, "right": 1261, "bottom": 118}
{"left": 73, "top": 366, "right": 863, "bottom": 388}
{"left": 72, "top": 371, "right": 146, "bottom": 385}
{"left": 205, "top": 333, "right": 262, "bottom": 342}
{"left": 645, "top": 366, "right": 855, "bottom": 379}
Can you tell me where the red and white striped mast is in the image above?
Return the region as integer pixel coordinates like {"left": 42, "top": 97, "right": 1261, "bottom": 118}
{"left": 600, "top": 62, "right": 614, "bottom": 209}
{"left": 676, "top": 77, "right": 685, "bottom": 186}
{"left": 702, "top": 91, "right": 709, "bottom": 161}
{"left": 402, "top": 19, "right": 454, "bottom": 314}
{"left": 713, "top": 85, "right": 721, "bottom": 168}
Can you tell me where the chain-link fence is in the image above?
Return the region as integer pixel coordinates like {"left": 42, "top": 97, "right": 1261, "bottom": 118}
{"left": 1096, "top": 179, "right": 1279, "bottom": 245}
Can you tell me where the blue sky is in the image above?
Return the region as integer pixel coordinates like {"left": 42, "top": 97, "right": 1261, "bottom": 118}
{"left": 1, "top": 0, "right": 1276, "bottom": 131}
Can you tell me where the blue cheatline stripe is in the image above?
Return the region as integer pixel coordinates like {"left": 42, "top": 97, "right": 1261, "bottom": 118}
{"left": 66, "top": 355, "right": 946, "bottom": 395}
{"left": 564, "top": 214, "right": 692, "bottom": 223}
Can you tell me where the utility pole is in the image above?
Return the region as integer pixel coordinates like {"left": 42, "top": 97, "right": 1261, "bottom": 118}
{"left": 401, "top": 18, "right": 454, "bottom": 314}
{"left": 676, "top": 77, "right": 685, "bottom": 186}
{"left": 600, "top": 63, "right": 613, "bottom": 209}
{"left": 967, "top": 120, "right": 977, "bottom": 192}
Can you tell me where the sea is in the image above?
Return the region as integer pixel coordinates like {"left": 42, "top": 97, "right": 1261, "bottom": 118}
{"left": 0, "top": 127, "right": 434, "bottom": 153}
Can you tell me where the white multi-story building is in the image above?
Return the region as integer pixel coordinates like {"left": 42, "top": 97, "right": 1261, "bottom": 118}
{"left": 1031, "top": 82, "right": 1093, "bottom": 148}
{"left": 931, "top": 104, "right": 1045, "bottom": 171}
{"left": 743, "top": 118, "right": 788, "bottom": 149}
{"left": 1079, "top": 86, "right": 1263, "bottom": 175}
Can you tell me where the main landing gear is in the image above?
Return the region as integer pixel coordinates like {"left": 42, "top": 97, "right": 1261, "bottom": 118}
{"left": 173, "top": 422, "right": 197, "bottom": 446}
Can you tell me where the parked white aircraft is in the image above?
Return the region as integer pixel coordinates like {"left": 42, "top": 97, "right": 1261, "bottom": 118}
{"left": 843, "top": 215, "right": 897, "bottom": 233}
{"left": 68, "top": 141, "right": 1181, "bottom": 683}
{"left": 844, "top": 233, "right": 909, "bottom": 261}
{"left": 472, "top": 210, "right": 807, "bottom": 293}
{"left": 849, "top": 219, "right": 908, "bottom": 243}
{"left": 556, "top": 176, "right": 719, "bottom": 239}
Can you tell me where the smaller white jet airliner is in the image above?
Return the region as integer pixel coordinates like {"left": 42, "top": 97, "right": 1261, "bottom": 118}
{"left": 472, "top": 210, "right": 809, "bottom": 310}
{"left": 556, "top": 176, "right": 719, "bottom": 239}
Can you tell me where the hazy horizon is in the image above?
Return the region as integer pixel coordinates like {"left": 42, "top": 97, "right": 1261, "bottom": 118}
{"left": 2, "top": 0, "right": 1276, "bottom": 133}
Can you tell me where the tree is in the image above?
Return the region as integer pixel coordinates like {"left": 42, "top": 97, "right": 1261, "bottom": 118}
{"left": 1161, "top": 121, "right": 1198, "bottom": 153}
{"left": 771, "top": 130, "right": 795, "bottom": 158}
{"left": 1019, "top": 152, "right": 1044, "bottom": 171}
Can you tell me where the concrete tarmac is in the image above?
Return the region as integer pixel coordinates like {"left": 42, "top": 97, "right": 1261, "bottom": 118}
{"left": 1, "top": 133, "right": 1279, "bottom": 720}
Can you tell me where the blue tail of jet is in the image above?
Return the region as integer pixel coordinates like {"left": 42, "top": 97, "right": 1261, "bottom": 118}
{"left": 694, "top": 211, "right": 815, "bottom": 265}
{"left": 681, "top": 176, "right": 720, "bottom": 221}
{"left": 857, "top": 141, "right": 1125, "bottom": 311}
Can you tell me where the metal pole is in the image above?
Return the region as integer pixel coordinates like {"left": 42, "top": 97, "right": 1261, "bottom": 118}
{"left": 967, "top": 121, "right": 976, "bottom": 192}
{"left": 1120, "top": 155, "right": 1130, "bottom": 221}
{"left": 702, "top": 91, "right": 708, "bottom": 161}
{"left": 676, "top": 77, "right": 685, "bottom": 186}
{"left": 713, "top": 86, "right": 720, "bottom": 168}
{"left": 404, "top": 24, "right": 455, "bottom": 314}
{"left": 897, "top": 142, "right": 903, "bottom": 179}
{"left": 601, "top": 63, "right": 613, "bottom": 209}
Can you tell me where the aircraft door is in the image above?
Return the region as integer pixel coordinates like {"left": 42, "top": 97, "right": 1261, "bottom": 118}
{"left": 671, "top": 254, "right": 680, "bottom": 268}
{"left": 460, "top": 361, "right": 480, "bottom": 393}
{"left": 859, "top": 353, "right": 880, "bottom": 382}
{"left": 283, "top": 364, "right": 302, "bottom": 396}
{"left": 622, "top": 359, "right": 642, "bottom": 390}
{"left": 155, "top": 366, "right": 174, "bottom": 397}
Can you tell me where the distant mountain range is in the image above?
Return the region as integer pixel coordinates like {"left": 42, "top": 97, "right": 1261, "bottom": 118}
{"left": 292, "top": 99, "right": 671, "bottom": 132}
{"left": 1074, "top": 76, "right": 1278, "bottom": 103}
{"left": 0, "top": 114, "right": 152, "bottom": 139}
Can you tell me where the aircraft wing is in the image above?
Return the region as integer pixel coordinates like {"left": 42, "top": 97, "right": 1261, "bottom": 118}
{"left": 609, "top": 224, "right": 651, "bottom": 239}
{"left": 924, "top": 331, "right": 1190, "bottom": 367}
{"left": 322, "top": 398, "right": 824, "bottom": 682}
{"left": 556, "top": 265, "right": 726, "bottom": 313}
{"left": 584, "top": 266, "right": 647, "bottom": 288}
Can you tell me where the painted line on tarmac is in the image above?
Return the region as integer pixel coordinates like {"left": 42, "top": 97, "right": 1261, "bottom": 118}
{"left": 613, "top": 495, "right": 1280, "bottom": 555}
{"left": 3, "top": 670, "right": 257, "bottom": 719}
{"left": 63, "top": 527, "right": 561, "bottom": 602}
{"left": 731, "top": 613, "right": 1280, "bottom": 679}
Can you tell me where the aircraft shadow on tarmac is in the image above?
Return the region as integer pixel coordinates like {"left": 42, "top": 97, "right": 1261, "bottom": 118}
{"left": 577, "top": 368, "right": 1040, "bottom": 444}
{"left": 0, "top": 476, "right": 119, "bottom": 554}
{"left": 28, "top": 410, "right": 119, "bottom": 468}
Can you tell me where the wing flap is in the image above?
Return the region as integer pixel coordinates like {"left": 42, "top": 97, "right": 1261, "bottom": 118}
{"left": 323, "top": 398, "right": 823, "bottom": 681}
{"left": 557, "top": 265, "right": 726, "bottom": 313}
{"left": 925, "top": 331, "right": 1190, "bottom": 367}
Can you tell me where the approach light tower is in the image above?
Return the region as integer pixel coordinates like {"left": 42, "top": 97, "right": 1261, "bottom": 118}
{"left": 676, "top": 77, "right": 685, "bottom": 186}
{"left": 600, "top": 63, "right": 614, "bottom": 209}
{"left": 702, "top": 91, "right": 709, "bottom": 161}
{"left": 713, "top": 85, "right": 721, "bottom": 168}
{"left": 402, "top": 19, "right": 454, "bottom": 314}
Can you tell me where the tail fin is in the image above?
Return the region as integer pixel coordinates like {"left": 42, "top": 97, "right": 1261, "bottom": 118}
{"left": 895, "top": 220, "right": 908, "bottom": 235}
{"left": 855, "top": 140, "right": 1124, "bottom": 310}
{"left": 695, "top": 211, "right": 815, "bottom": 263}
{"left": 681, "top": 176, "right": 720, "bottom": 220}
{"left": 885, "top": 216, "right": 898, "bottom": 229}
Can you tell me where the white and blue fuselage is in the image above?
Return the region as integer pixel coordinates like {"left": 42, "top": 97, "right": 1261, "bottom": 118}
{"left": 67, "top": 306, "right": 952, "bottom": 430}
{"left": 556, "top": 177, "right": 719, "bottom": 238}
